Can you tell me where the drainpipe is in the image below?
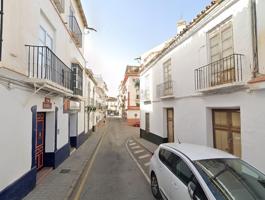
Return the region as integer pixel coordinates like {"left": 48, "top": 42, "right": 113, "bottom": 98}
{"left": 250, "top": 0, "right": 259, "bottom": 78}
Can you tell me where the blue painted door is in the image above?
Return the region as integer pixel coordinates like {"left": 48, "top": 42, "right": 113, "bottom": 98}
{"left": 36, "top": 113, "right": 45, "bottom": 170}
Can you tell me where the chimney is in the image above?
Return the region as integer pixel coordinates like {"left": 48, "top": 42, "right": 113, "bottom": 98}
{"left": 177, "top": 20, "right": 187, "bottom": 35}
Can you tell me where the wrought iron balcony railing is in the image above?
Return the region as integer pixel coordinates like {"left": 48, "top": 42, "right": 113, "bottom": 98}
{"left": 69, "top": 15, "right": 82, "bottom": 47}
{"left": 157, "top": 80, "right": 175, "bottom": 98}
{"left": 195, "top": 54, "right": 244, "bottom": 91}
{"left": 26, "top": 45, "right": 72, "bottom": 90}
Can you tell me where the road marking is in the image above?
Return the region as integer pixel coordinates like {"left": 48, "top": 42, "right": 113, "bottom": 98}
{"left": 129, "top": 142, "right": 136, "bottom": 146}
{"left": 126, "top": 139, "right": 150, "bottom": 184}
{"left": 131, "top": 145, "right": 141, "bottom": 149}
{"left": 144, "top": 162, "right": 150, "bottom": 166}
{"left": 71, "top": 127, "right": 108, "bottom": 200}
{"left": 134, "top": 150, "right": 144, "bottom": 154}
{"left": 138, "top": 154, "right": 150, "bottom": 159}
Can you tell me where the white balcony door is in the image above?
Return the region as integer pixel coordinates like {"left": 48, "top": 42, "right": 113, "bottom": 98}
{"left": 39, "top": 26, "right": 54, "bottom": 80}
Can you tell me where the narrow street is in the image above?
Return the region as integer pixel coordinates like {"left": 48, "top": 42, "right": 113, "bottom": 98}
{"left": 78, "top": 118, "right": 154, "bottom": 200}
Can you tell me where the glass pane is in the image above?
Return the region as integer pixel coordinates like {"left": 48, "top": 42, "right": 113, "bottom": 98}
{"left": 196, "top": 159, "right": 265, "bottom": 200}
{"left": 232, "top": 112, "right": 241, "bottom": 128}
{"left": 215, "top": 130, "right": 229, "bottom": 153}
{"left": 175, "top": 159, "right": 193, "bottom": 186}
{"left": 232, "top": 132, "right": 241, "bottom": 157}
{"left": 214, "top": 112, "right": 228, "bottom": 126}
{"left": 39, "top": 27, "right": 46, "bottom": 46}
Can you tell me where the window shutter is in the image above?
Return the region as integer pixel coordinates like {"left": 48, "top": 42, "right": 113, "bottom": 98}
{"left": 221, "top": 23, "right": 233, "bottom": 58}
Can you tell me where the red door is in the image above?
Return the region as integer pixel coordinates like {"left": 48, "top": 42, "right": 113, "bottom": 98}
{"left": 36, "top": 113, "right": 45, "bottom": 170}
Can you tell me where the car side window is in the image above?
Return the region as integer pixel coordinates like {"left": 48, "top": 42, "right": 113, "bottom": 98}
{"left": 158, "top": 148, "right": 177, "bottom": 169}
{"left": 192, "top": 177, "right": 208, "bottom": 200}
{"left": 168, "top": 154, "right": 194, "bottom": 186}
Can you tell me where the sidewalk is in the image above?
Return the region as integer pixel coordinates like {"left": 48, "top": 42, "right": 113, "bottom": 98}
{"left": 24, "top": 126, "right": 106, "bottom": 200}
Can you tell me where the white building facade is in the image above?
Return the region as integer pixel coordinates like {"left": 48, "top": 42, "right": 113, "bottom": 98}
{"left": 0, "top": 0, "right": 91, "bottom": 199}
{"left": 140, "top": 0, "right": 265, "bottom": 173}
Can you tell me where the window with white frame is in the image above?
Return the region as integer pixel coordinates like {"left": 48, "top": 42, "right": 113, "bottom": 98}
{"left": 144, "top": 74, "right": 150, "bottom": 100}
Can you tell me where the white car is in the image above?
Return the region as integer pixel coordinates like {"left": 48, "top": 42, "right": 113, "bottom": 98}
{"left": 149, "top": 143, "right": 265, "bottom": 200}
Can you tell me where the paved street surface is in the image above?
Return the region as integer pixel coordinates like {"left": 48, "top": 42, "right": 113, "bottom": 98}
{"left": 79, "top": 118, "right": 154, "bottom": 200}
{"left": 126, "top": 137, "right": 153, "bottom": 182}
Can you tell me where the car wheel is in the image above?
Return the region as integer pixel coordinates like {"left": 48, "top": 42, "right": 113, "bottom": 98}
{"left": 151, "top": 173, "right": 162, "bottom": 199}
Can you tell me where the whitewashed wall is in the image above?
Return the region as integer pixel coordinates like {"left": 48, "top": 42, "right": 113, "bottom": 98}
{"left": 140, "top": 0, "right": 265, "bottom": 172}
{"left": 0, "top": 84, "right": 69, "bottom": 190}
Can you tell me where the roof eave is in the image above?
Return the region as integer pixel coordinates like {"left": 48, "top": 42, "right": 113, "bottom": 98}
{"left": 76, "top": 0, "right": 88, "bottom": 29}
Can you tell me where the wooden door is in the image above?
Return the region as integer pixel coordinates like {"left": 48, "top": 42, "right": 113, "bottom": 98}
{"left": 213, "top": 110, "right": 241, "bottom": 157}
{"left": 36, "top": 113, "right": 45, "bottom": 170}
{"left": 167, "top": 108, "right": 174, "bottom": 143}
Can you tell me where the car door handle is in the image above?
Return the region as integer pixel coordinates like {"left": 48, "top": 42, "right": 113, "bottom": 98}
{"left": 171, "top": 182, "right": 178, "bottom": 189}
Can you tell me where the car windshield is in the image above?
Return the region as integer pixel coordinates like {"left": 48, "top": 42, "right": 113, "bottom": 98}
{"left": 195, "top": 158, "right": 265, "bottom": 200}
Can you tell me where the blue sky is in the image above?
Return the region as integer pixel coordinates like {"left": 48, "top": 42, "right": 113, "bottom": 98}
{"left": 81, "top": 0, "right": 211, "bottom": 96}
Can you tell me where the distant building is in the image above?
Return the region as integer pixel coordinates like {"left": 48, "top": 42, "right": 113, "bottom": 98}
{"left": 94, "top": 75, "right": 108, "bottom": 126}
{"left": 106, "top": 97, "right": 118, "bottom": 116}
{"left": 120, "top": 66, "right": 140, "bottom": 126}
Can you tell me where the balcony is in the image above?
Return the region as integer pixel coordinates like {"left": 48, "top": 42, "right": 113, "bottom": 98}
{"left": 157, "top": 80, "right": 175, "bottom": 99}
{"left": 26, "top": 45, "right": 72, "bottom": 93}
{"left": 53, "top": 0, "right": 65, "bottom": 13}
{"left": 69, "top": 15, "right": 82, "bottom": 47}
{"left": 195, "top": 54, "right": 244, "bottom": 91}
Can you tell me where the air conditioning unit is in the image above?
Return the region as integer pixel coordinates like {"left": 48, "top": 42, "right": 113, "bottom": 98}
{"left": 53, "top": 0, "right": 65, "bottom": 13}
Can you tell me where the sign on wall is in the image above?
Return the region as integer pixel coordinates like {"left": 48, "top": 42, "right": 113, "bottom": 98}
{"left": 43, "top": 97, "right": 52, "bottom": 109}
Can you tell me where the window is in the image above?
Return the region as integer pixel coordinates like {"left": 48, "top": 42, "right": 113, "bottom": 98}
{"left": 142, "top": 75, "right": 150, "bottom": 101}
{"left": 173, "top": 157, "right": 194, "bottom": 186}
{"left": 209, "top": 20, "right": 233, "bottom": 62}
{"left": 53, "top": 0, "right": 65, "bottom": 13}
{"left": 163, "top": 59, "right": 172, "bottom": 82}
{"left": 163, "top": 59, "right": 172, "bottom": 95}
{"left": 196, "top": 158, "right": 265, "bottom": 200}
{"left": 208, "top": 20, "right": 235, "bottom": 85}
{"left": 72, "top": 64, "right": 83, "bottom": 96}
{"left": 39, "top": 26, "right": 54, "bottom": 50}
{"left": 38, "top": 26, "right": 54, "bottom": 78}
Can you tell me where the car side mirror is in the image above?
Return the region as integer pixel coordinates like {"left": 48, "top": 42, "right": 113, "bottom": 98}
{"left": 187, "top": 181, "right": 196, "bottom": 199}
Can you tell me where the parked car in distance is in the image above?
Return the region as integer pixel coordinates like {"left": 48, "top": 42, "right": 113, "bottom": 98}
{"left": 150, "top": 143, "right": 265, "bottom": 200}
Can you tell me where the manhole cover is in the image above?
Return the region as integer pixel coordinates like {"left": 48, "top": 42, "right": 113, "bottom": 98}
{"left": 60, "top": 169, "right": 71, "bottom": 174}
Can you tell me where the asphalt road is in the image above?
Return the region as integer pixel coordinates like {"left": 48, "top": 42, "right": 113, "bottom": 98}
{"left": 79, "top": 118, "right": 154, "bottom": 200}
